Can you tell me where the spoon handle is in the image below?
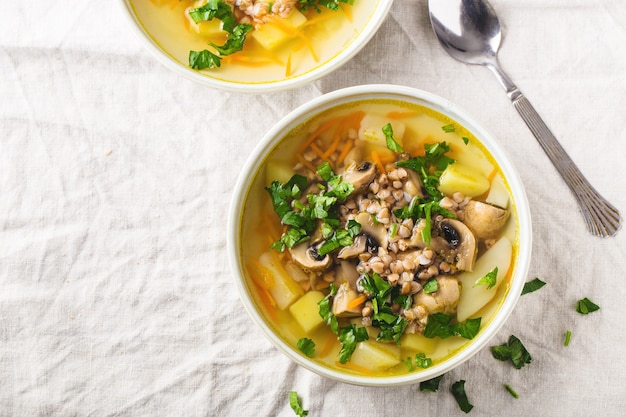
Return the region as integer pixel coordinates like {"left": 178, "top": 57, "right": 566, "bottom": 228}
{"left": 487, "top": 64, "right": 621, "bottom": 237}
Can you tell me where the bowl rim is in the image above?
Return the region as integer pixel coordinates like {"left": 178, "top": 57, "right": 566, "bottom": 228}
{"left": 117, "top": 0, "right": 395, "bottom": 93}
{"left": 227, "top": 84, "right": 533, "bottom": 386}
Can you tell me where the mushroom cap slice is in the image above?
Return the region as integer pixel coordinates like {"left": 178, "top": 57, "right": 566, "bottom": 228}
{"left": 342, "top": 161, "right": 377, "bottom": 192}
{"left": 463, "top": 200, "right": 510, "bottom": 239}
{"left": 439, "top": 218, "right": 477, "bottom": 272}
{"left": 337, "top": 235, "right": 367, "bottom": 259}
{"left": 413, "top": 276, "right": 460, "bottom": 316}
{"left": 331, "top": 282, "right": 363, "bottom": 317}
{"left": 288, "top": 242, "right": 332, "bottom": 272}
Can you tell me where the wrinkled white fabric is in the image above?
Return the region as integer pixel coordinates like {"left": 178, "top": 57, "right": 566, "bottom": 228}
{"left": 1, "top": 0, "right": 625, "bottom": 415}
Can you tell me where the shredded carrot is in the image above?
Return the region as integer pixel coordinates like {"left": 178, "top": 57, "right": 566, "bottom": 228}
{"left": 296, "top": 154, "right": 317, "bottom": 173}
{"left": 319, "top": 333, "right": 337, "bottom": 357}
{"left": 371, "top": 150, "right": 386, "bottom": 175}
{"left": 336, "top": 140, "right": 354, "bottom": 166}
{"left": 297, "top": 116, "right": 343, "bottom": 154}
{"left": 347, "top": 294, "right": 367, "bottom": 310}
{"left": 323, "top": 134, "right": 343, "bottom": 159}
{"left": 265, "top": 15, "right": 318, "bottom": 62}
{"left": 255, "top": 283, "right": 279, "bottom": 322}
{"left": 247, "top": 261, "right": 274, "bottom": 290}
{"left": 335, "top": 361, "right": 374, "bottom": 375}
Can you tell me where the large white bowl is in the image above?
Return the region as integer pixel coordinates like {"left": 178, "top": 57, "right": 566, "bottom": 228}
{"left": 118, "top": 1, "right": 394, "bottom": 93}
{"left": 228, "top": 84, "right": 532, "bottom": 386}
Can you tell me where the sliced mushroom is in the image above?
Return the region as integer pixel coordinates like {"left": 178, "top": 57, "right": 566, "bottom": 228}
{"left": 413, "top": 276, "right": 460, "bottom": 316}
{"left": 335, "top": 260, "right": 360, "bottom": 288}
{"left": 405, "top": 168, "right": 426, "bottom": 199}
{"left": 342, "top": 161, "right": 377, "bottom": 192}
{"left": 355, "top": 212, "right": 388, "bottom": 250}
{"left": 337, "top": 235, "right": 367, "bottom": 259}
{"left": 409, "top": 219, "right": 450, "bottom": 252}
{"left": 288, "top": 242, "right": 332, "bottom": 272}
{"left": 439, "top": 218, "right": 477, "bottom": 272}
{"left": 331, "top": 281, "right": 363, "bottom": 317}
{"left": 463, "top": 200, "right": 510, "bottom": 239}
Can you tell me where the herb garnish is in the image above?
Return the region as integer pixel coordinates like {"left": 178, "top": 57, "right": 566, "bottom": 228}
{"left": 451, "top": 380, "right": 474, "bottom": 413}
{"left": 491, "top": 335, "right": 532, "bottom": 369}
{"left": 521, "top": 277, "right": 546, "bottom": 295}
{"left": 360, "top": 272, "right": 409, "bottom": 344}
{"left": 338, "top": 324, "right": 369, "bottom": 364}
{"left": 473, "top": 266, "right": 498, "bottom": 289}
{"left": 402, "top": 353, "right": 433, "bottom": 371}
{"left": 564, "top": 330, "right": 572, "bottom": 347}
{"left": 188, "top": 1, "right": 253, "bottom": 69}
{"left": 382, "top": 123, "right": 404, "bottom": 153}
{"left": 267, "top": 163, "right": 356, "bottom": 254}
{"left": 299, "top": 0, "right": 354, "bottom": 12}
{"left": 318, "top": 283, "right": 338, "bottom": 334}
{"left": 419, "top": 374, "right": 444, "bottom": 392}
{"left": 423, "top": 313, "right": 481, "bottom": 340}
{"left": 297, "top": 338, "right": 316, "bottom": 357}
{"left": 289, "top": 391, "right": 309, "bottom": 417}
{"left": 423, "top": 278, "right": 439, "bottom": 294}
{"left": 576, "top": 297, "right": 600, "bottom": 314}
{"left": 441, "top": 123, "right": 456, "bottom": 133}
{"left": 504, "top": 384, "right": 519, "bottom": 399}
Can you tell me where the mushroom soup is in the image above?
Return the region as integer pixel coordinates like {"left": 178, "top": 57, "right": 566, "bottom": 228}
{"left": 240, "top": 99, "right": 520, "bottom": 377}
{"left": 128, "top": 0, "right": 378, "bottom": 83}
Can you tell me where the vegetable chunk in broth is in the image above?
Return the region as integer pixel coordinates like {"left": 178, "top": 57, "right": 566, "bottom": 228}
{"left": 128, "top": 0, "right": 377, "bottom": 83}
{"left": 241, "top": 100, "right": 519, "bottom": 377}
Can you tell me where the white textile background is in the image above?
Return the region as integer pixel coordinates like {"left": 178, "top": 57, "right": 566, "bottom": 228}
{"left": 1, "top": 0, "right": 625, "bottom": 416}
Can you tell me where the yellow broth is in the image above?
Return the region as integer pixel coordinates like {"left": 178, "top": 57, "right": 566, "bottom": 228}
{"left": 128, "top": 0, "right": 380, "bottom": 84}
{"left": 240, "top": 99, "right": 520, "bottom": 377}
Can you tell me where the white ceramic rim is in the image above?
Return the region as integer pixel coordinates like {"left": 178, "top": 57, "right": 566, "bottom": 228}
{"left": 117, "top": 0, "right": 394, "bottom": 94}
{"left": 227, "top": 84, "right": 533, "bottom": 386}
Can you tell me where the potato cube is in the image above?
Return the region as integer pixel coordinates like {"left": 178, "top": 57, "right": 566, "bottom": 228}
{"left": 400, "top": 333, "right": 437, "bottom": 354}
{"left": 289, "top": 291, "right": 326, "bottom": 333}
{"left": 438, "top": 163, "right": 490, "bottom": 197}
{"left": 349, "top": 340, "right": 401, "bottom": 372}
{"left": 251, "top": 9, "right": 308, "bottom": 50}
{"left": 258, "top": 251, "right": 303, "bottom": 310}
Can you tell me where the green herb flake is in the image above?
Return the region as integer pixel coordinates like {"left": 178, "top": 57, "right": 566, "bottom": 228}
{"left": 423, "top": 278, "right": 439, "bottom": 294}
{"left": 473, "top": 266, "right": 498, "bottom": 290}
{"left": 576, "top": 297, "right": 600, "bottom": 314}
{"left": 442, "top": 123, "right": 456, "bottom": 133}
{"left": 462, "top": 136, "right": 470, "bottom": 145}
{"left": 423, "top": 313, "right": 481, "bottom": 340}
{"left": 289, "top": 391, "right": 309, "bottom": 417}
{"left": 491, "top": 335, "right": 532, "bottom": 369}
{"left": 297, "top": 338, "right": 315, "bottom": 357}
{"left": 420, "top": 374, "right": 444, "bottom": 392}
{"left": 338, "top": 324, "right": 369, "bottom": 364}
{"left": 451, "top": 380, "right": 473, "bottom": 413}
{"left": 504, "top": 384, "right": 519, "bottom": 399}
{"left": 382, "top": 123, "right": 405, "bottom": 153}
{"left": 564, "top": 330, "right": 572, "bottom": 347}
{"left": 521, "top": 277, "right": 546, "bottom": 295}
{"left": 318, "top": 284, "right": 338, "bottom": 334}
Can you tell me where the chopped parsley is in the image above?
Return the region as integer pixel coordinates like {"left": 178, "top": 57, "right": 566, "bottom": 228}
{"left": 451, "top": 380, "right": 473, "bottom": 413}
{"left": 289, "top": 391, "right": 308, "bottom": 417}
{"left": 423, "top": 313, "right": 481, "bottom": 340}
{"left": 504, "top": 384, "right": 519, "bottom": 399}
{"left": 576, "top": 297, "right": 600, "bottom": 314}
{"left": 267, "top": 163, "right": 357, "bottom": 254}
{"left": 402, "top": 352, "right": 432, "bottom": 371}
{"left": 441, "top": 123, "right": 456, "bottom": 133}
{"left": 564, "top": 330, "right": 572, "bottom": 347}
{"left": 382, "top": 123, "right": 404, "bottom": 153}
{"left": 299, "top": 0, "right": 354, "bottom": 12}
{"left": 297, "top": 338, "right": 316, "bottom": 357}
{"left": 188, "top": 1, "right": 252, "bottom": 69}
{"left": 491, "top": 335, "right": 532, "bottom": 369}
{"left": 473, "top": 266, "right": 498, "bottom": 290}
{"left": 521, "top": 277, "right": 546, "bottom": 295}
{"left": 423, "top": 278, "right": 439, "bottom": 294}
{"left": 419, "top": 374, "right": 444, "bottom": 392}
{"left": 317, "top": 283, "right": 338, "bottom": 334}
{"left": 359, "top": 272, "right": 409, "bottom": 344}
{"left": 337, "top": 324, "right": 369, "bottom": 364}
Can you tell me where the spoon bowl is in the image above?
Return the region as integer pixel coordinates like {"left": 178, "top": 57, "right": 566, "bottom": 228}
{"left": 428, "top": 0, "right": 621, "bottom": 237}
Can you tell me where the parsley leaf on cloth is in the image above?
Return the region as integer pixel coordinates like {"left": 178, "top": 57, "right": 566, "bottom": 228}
{"left": 491, "top": 335, "right": 532, "bottom": 369}
{"left": 289, "top": 391, "right": 308, "bottom": 417}
{"left": 576, "top": 297, "right": 600, "bottom": 314}
{"left": 451, "top": 380, "right": 474, "bottom": 413}
{"left": 521, "top": 277, "right": 546, "bottom": 295}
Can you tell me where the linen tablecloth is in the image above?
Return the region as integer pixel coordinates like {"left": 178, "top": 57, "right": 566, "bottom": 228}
{"left": 1, "top": 0, "right": 625, "bottom": 415}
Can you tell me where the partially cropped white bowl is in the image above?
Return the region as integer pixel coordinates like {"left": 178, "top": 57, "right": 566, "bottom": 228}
{"left": 228, "top": 84, "right": 532, "bottom": 386}
{"left": 119, "top": 1, "right": 393, "bottom": 93}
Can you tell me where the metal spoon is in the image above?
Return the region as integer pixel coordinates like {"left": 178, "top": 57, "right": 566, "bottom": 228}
{"left": 428, "top": 0, "right": 621, "bottom": 237}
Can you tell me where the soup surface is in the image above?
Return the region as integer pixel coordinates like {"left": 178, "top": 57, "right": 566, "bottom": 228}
{"left": 240, "top": 99, "right": 520, "bottom": 377}
{"left": 128, "top": 0, "right": 379, "bottom": 84}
